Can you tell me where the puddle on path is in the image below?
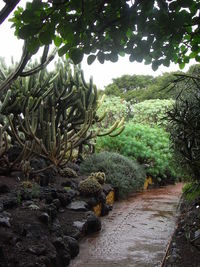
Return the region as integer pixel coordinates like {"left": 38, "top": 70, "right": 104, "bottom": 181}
{"left": 70, "top": 183, "right": 183, "bottom": 267}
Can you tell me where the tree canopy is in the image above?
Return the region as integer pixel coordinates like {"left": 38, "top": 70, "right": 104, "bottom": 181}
{"left": 3, "top": 0, "right": 200, "bottom": 69}
{"left": 0, "top": 0, "right": 200, "bottom": 96}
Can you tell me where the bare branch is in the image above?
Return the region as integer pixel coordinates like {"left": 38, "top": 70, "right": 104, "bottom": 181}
{"left": 0, "top": 0, "right": 21, "bottom": 25}
{"left": 20, "top": 47, "right": 57, "bottom": 77}
{"left": 0, "top": 41, "right": 31, "bottom": 97}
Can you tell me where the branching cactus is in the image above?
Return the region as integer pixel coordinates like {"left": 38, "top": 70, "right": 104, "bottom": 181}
{"left": 0, "top": 126, "right": 8, "bottom": 158}
{"left": 1, "top": 59, "right": 124, "bottom": 169}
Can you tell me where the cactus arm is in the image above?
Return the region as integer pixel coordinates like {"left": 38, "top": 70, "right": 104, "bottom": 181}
{"left": 109, "top": 125, "right": 125, "bottom": 137}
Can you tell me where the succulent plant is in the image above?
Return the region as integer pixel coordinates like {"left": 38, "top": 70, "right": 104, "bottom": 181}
{"left": 89, "top": 172, "right": 106, "bottom": 184}
{"left": 78, "top": 177, "right": 102, "bottom": 196}
{"left": 1, "top": 59, "right": 125, "bottom": 171}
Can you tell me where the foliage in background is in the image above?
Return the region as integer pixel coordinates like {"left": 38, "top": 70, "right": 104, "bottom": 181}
{"left": 105, "top": 75, "right": 155, "bottom": 96}
{"left": 80, "top": 151, "right": 146, "bottom": 199}
{"left": 167, "top": 73, "right": 200, "bottom": 181}
{"left": 96, "top": 123, "right": 178, "bottom": 183}
{"left": 105, "top": 71, "right": 184, "bottom": 102}
{"left": 131, "top": 99, "right": 175, "bottom": 128}
{"left": 96, "top": 96, "right": 130, "bottom": 129}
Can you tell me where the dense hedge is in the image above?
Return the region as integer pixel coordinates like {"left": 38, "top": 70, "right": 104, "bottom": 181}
{"left": 96, "top": 123, "right": 177, "bottom": 182}
{"left": 80, "top": 152, "right": 146, "bottom": 198}
{"left": 132, "top": 99, "right": 174, "bottom": 128}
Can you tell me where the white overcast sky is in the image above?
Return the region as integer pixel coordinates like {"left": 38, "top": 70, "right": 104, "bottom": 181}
{"left": 0, "top": 0, "right": 193, "bottom": 89}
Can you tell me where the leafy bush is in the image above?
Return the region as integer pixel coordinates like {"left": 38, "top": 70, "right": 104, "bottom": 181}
{"left": 80, "top": 152, "right": 146, "bottom": 198}
{"left": 96, "top": 123, "right": 177, "bottom": 182}
{"left": 167, "top": 74, "right": 200, "bottom": 180}
{"left": 131, "top": 99, "right": 174, "bottom": 128}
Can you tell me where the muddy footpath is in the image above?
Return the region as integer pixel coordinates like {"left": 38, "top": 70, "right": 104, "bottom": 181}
{"left": 70, "top": 183, "right": 183, "bottom": 267}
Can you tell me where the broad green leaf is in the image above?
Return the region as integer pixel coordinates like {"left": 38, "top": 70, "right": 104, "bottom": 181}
{"left": 58, "top": 44, "right": 70, "bottom": 57}
{"left": 69, "top": 48, "right": 84, "bottom": 64}
{"left": 39, "top": 31, "right": 52, "bottom": 45}
{"left": 97, "top": 52, "right": 105, "bottom": 64}
{"left": 110, "top": 53, "right": 118, "bottom": 62}
{"left": 195, "top": 55, "right": 200, "bottom": 62}
{"left": 87, "top": 55, "right": 96, "bottom": 65}
{"left": 54, "top": 36, "right": 62, "bottom": 47}
{"left": 179, "top": 62, "right": 185, "bottom": 69}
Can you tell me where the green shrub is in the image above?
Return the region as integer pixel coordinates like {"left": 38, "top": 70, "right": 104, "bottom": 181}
{"left": 131, "top": 99, "right": 174, "bottom": 128}
{"left": 167, "top": 75, "right": 200, "bottom": 180}
{"left": 96, "top": 123, "right": 177, "bottom": 182}
{"left": 80, "top": 152, "right": 146, "bottom": 198}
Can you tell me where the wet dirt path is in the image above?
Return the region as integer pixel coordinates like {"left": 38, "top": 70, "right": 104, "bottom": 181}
{"left": 70, "top": 183, "right": 183, "bottom": 267}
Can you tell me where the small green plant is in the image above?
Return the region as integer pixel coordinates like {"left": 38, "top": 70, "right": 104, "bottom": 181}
{"left": 31, "top": 183, "right": 41, "bottom": 198}
{"left": 80, "top": 152, "right": 145, "bottom": 198}
{"left": 64, "top": 186, "right": 71, "bottom": 191}
{"left": 78, "top": 177, "right": 102, "bottom": 196}
{"left": 182, "top": 182, "right": 200, "bottom": 201}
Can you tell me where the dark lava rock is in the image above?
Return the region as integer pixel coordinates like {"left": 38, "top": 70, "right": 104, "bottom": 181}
{"left": 52, "top": 237, "right": 71, "bottom": 267}
{"left": 22, "top": 223, "right": 47, "bottom": 239}
{"left": 51, "top": 219, "right": 62, "bottom": 236}
{"left": 0, "top": 203, "right": 3, "bottom": 212}
{"left": 0, "top": 229, "right": 13, "bottom": 244}
{"left": 67, "top": 200, "right": 88, "bottom": 211}
{"left": 63, "top": 224, "right": 82, "bottom": 240}
{"left": 0, "top": 184, "right": 10, "bottom": 194}
{"left": 27, "top": 244, "right": 47, "bottom": 256}
{"left": 30, "top": 157, "right": 57, "bottom": 186}
{"left": 86, "top": 197, "right": 98, "bottom": 208}
{"left": 57, "top": 193, "right": 70, "bottom": 207}
{"left": 101, "top": 203, "right": 112, "bottom": 216}
{"left": 38, "top": 212, "right": 50, "bottom": 225}
{"left": 61, "top": 179, "right": 78, "bottom": 190}
{"left": 1, "top": 194, "right": 18, "bottom": 209}
{"left": 0, "top": 216, "right": 11, "bottom": 227}
{"left": 64, "top": 236, "right": 79, "bottom": 258}
{"left": 7, "top": 145, "right": 22, "bottom": 162}
{"left": 45, "top": 204, "right": 57, "bottom": 220}
{"left": 83, "top": 213, "right": 101, "bottom": 234}
{"left": 102, "top": 183, "right": 113, "bottom": 195}
{"left": 10, "top": 171, "right": 25, "bottom": 180}
{"left": 52, "top": 199, "right": 61, "bottom": 209}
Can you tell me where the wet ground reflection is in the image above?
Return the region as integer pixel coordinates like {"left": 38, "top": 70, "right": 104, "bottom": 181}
{"left": 70, "top": 183, "right": 183, "bottom": 267}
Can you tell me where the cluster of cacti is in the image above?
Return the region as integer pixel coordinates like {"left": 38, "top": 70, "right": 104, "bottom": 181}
{"left": 0, "top": 59, "right": 125, "bottom": 173}
{"left": 78, "top": 177, "right": 102, "bottom": 196}
{"left": 89, "top": 172, "right": 106, "bottom": 184}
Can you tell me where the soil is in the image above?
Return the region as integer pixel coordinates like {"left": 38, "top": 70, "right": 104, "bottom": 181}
{"left": 1, "top": 164, "right": 199, "bottom": 267}
{"left": 0, "top": 165, "right": 113, "bottom": 267}
{"left": 163, "top": 195, "right": 200, "bottom": 267}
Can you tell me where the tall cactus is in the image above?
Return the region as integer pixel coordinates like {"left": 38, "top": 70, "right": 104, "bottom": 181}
{"left": 1, "top": 59, "right": 124, "bottom": 170}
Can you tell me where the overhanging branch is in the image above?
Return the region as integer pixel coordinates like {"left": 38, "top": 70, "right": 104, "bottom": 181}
{"left": 0, "top": 0, "right": 21, "bottom": 25}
